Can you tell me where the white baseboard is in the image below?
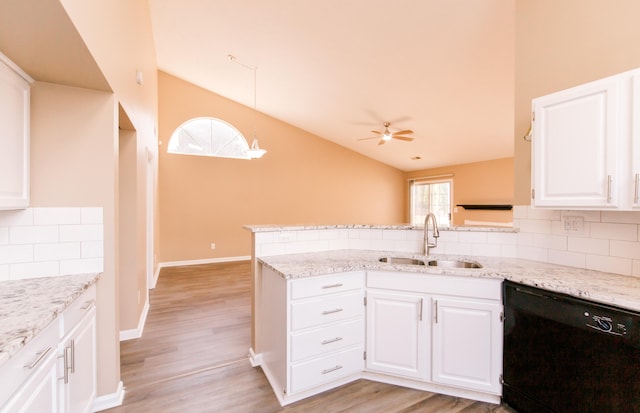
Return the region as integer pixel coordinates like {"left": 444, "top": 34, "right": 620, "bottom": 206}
{"left": 119, "top": 300, "right": 150, "bottom": 341}
{"left": 150, "top": 265, "right": 160, "bottom": 289}
{"left": 248, "top": 348, "right": 262, "bottom": 367}
{"left": 159, "top": 256, "right": 251, "bottom": 268}
{"left": 92, "top": 380, "right": 125, "bottom": 412}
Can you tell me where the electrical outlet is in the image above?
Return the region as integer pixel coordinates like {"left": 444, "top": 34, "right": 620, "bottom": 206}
{"left": 210, "top": 243, "right": 216, "bottom": 250}
{"left": 563, "top": 216, "right": 584, "bottom": 233}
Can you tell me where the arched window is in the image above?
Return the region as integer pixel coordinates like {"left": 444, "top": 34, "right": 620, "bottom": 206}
{"left": 167, "top": 117, "right": 250, "bottom": 159}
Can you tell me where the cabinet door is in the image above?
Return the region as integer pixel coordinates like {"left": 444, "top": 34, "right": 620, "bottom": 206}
{"left": 365, "top": 290, "right": 429, "bottom": 380}
{"left": 432, "top": 297, "right": 502, "bottom": 394}
{"left": 632, "top": 71, "right": 640, "bottom": 209}
{"left": 59, "top": 308, "right": 96, "bottom": 413}
{"left": 0, "top": 350, "right": 58, "bottom": 413}
{"left": 0, "top": 60, "right": 29, "bottom": 209}
{"left": 532, "top": 76, "right": 620, "bottom": 208}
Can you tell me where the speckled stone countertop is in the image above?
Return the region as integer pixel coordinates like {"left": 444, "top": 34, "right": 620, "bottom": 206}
{"left": 243, "top": 224, "right": 517, "bottom": 232}
{"left": 258, "top": 250, "right": 640, "bottom": 312}
{"left": 0, "top": 273, "right": 100, "bottom": 367}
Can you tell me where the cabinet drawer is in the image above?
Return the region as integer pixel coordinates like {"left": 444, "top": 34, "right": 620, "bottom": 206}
{"left": 0, "top": 320, "right": 58, "bottom": 407}
{"left": 291, "top": 291, "right": 364, "bottom": 331}
{"left": 289, "top": 346, "right": 363, "bottom": 394}
{"left": 60, "top": 284, "right": 96, "bottom": 338}
{"left": 290, "top": 272, "right": 364, "bottom": 300}
{"left": 290, "top": 319, "right": 364, "bottom": 362}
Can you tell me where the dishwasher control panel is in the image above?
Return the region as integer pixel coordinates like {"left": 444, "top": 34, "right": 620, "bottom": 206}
{"left": 584, "top": 311, "right": 628, "bottom": 336}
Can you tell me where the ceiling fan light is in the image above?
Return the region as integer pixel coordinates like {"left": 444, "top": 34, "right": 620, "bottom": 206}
{"left": 382, "top": 133, "right": 392, "bottom": 141}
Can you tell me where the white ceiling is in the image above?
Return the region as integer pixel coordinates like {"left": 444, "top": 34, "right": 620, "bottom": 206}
{"left": 150, "top": 0, "right": 516, "bottom": 171}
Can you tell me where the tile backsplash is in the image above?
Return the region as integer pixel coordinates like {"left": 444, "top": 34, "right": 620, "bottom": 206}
{"left": 513, "top": 206, "right": 640, "bottom": 277}
{"left": 0, "top": 207, "right": 104, "bottom": 281}
{"left": 254, "top": 206, "right": 640, "bottom": 278}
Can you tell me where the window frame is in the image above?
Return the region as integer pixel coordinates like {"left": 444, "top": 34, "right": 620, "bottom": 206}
{"left": 409, "top": 177, "right": 454, "bottom": 227}
{"left": 167, "top": 117, "right": 251, "bottom": 160}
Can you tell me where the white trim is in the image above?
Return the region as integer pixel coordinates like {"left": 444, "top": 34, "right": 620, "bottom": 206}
{"left": 91, "top": 380, "right": 125, "bottom": 412}
{"left": 159, "top": 256, "right": 251, "bottom": 268}
{"left": 0, "top": 50, "right": 34, "bottom": 83}
{"left": 119, "top": 300, "right": 150, "bottom": 341}
{"left": 150, "top": 264, "right": 161, "bottom": 289}
{"left": 248, "top": 348, "right": 263, "bottom": 367}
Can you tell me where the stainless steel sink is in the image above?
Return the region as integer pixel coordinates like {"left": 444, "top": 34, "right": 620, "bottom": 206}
{"left": 378, "top": 257, "right": 426, "bottom": 266}
{"left": 427, "top": 260, "right": 482, "bottom": 269}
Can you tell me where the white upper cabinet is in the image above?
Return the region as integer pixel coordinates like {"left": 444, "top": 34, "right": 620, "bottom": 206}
{"left": 532, "top": 68, "right": 640, "bottom": 210}
{"left": 632, "top": 72, "right": 640, "bottom": 209}
{"left": 0, "top": 53, "right": 32, "bottom": 210}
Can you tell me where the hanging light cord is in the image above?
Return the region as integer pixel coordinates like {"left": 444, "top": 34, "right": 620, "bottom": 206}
{"left": 228, "top": 54, "right": 267, "bottom": 158}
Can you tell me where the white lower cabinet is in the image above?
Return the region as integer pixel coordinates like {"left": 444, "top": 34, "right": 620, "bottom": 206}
{"left": 58, "top": 306, "right": 97, "bottom": 413}
{"left": 365, "top": 271, "right": 503, "bottom": 399}
{"left": 259, "top": 266, "right": 503, "bottom": 406}
{"left": 259, "top": 267, "right": 365, "bottom": 405}
{"left": 432, "top": 296, "right": 502, "bottom": 394}
{"left": 365, "top": 290, "right": 429, "bottom": 380}
{"left": 0, "top": 284, "right": 97, "bottom": 413}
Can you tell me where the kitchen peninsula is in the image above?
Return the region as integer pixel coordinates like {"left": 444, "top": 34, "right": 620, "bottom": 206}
{"left": 245, "top": 224, "right": 640, "bottom": 406}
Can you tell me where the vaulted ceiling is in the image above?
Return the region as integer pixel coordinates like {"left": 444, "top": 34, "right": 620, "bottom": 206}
{"left": 0, "top": 0, "right": 516, "bottom": 172}
{"left": 148, "top": 0, "right": 515, "bottom": 171}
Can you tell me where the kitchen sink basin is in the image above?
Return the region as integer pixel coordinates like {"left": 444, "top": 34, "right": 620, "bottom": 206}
{"left": 427, "top": 260, "right": 482, "bottom": 269}
{"left": 378, "top": 257, "right": 426, "bottom": 266}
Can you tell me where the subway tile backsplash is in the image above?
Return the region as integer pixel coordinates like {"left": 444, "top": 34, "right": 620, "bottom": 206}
{"left": 513, "top": 206, "right": 640, "bottom": 277}
{"left": 0, "top": 207, "right": 104, "bottom": 281}
{"left": 254, "top": 206, "right": 640, "bottom": 278}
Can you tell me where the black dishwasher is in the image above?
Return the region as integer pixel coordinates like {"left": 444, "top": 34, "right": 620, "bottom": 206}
{"left": 502, "top": 280, "right": 640, "bottom": 413}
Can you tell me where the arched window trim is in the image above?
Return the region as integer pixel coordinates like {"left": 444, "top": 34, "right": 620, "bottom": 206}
{"left": 167, "top": 117, "right": 251, "bottom": 160}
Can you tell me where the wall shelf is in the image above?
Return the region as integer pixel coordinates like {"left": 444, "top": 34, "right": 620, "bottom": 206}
{"left": 456, "top": 204, "right": 513, "bottom": 211}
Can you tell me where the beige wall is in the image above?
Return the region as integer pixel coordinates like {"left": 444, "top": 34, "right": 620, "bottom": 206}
{"left": 514, "top": 0, "right": 640, "bottom": 204}
{"left": 158, "top": 72, "right": 406, "bottom": 262}
{"left": 30, "top": 81, "right": 120, "bottom": 398}
{"left": 406, "top": 158, "right": 514, "bottom": 226}
{"left": 53, "top": 0, "right": 159, "bottom": 398}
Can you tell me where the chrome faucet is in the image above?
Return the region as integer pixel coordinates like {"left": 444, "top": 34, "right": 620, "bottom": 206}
{"left": 423, "top": 213, "right": 440, "bottom": 256}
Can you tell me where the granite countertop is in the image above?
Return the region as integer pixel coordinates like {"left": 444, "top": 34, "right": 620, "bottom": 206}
{"left": 258, "top": 250, "right": 640, "bottom": 313}
{"left": 243, "top": 224, "right": 517, "bottom": 233}
{"left": 0, "top": 273, "right": 100, "bottom": 367}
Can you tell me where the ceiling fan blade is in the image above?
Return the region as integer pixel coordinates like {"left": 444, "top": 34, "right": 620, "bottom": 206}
{"left": 370, "top": 130, "right": 383, "bottom": 135}
{"left": 392, "top": 129, "right": 413, "bottom": 136}
{"left": 393, "top": 136, "right": 414, "bottom": 141}
{"left": 357, "top": 136, "right": 380, "bottom": 141}
{"left": 378, "top": 139, "right": 386, "bottom": 145}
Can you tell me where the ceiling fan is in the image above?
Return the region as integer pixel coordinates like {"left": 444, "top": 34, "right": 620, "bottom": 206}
{"left": 358, "top": 122, "right": 414, "bottom": 145}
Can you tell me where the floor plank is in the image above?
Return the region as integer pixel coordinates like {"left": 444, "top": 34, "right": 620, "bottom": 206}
{"left": 104, "top": 261, "right": 517, "bottom": 412}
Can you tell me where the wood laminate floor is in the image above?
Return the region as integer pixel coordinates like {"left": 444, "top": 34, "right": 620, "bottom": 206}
{"left": 105, "top": 261, "right": 517, "bottom": 413}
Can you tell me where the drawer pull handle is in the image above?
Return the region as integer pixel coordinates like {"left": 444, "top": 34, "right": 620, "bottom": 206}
{"left": 321, "top": 365, "right": 343, "bottom": 375}
{"left": 322, "top": 308, "right": 343, "bottom": 315}
{"left": 634, "top": 173, "right": 639, "bottom": 203}
{"left": 322, "top": 283, "right": 343, "bottom": 289}
{"left": 80, "top": 299, "right": 96, "bottom": 310}
{"left": 321, "top": 337, "right": 343, "bottom": 345}
{"left": 24, "top": 347, "right": 52, "bottom": 370}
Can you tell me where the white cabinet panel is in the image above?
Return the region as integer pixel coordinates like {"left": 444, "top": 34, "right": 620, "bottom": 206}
{"left": 532, "top": 68, "right": 640, "bottom": 210}
{"left": 632, "top": 71, "right": 640, "bottom": 209}
{"left": 289, "top": 346, "right": 363, "bottom": 394}
{"left": 365, "top": 290, "right": 429, "bottom": 380}
{"left": 290, "top": 319, "right": 363, "bottom": 362}
{"left": 532, "top": 76, "right": 619, "bottom": 208}
{"left": 0, "top": 56, "right": 30, "bottom": 210}
{"left": 290, "top": 291, "right": 364, "bottom": 331}
{"left": 290, "top": 272, "right": 364, "bottom": 300}
{"left": 432, "top": 297, "right": 502, "bottom": 394}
